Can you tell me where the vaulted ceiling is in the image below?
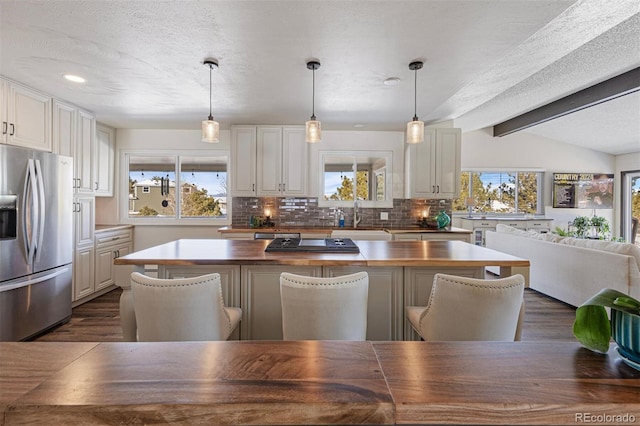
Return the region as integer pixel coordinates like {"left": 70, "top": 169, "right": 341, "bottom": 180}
{"left": 1, "top": 0, "right": 638, "bottom": 155}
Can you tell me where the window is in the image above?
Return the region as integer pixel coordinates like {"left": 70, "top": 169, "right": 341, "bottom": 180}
{"left": 122, "top": 152, "right": 229, "bottom": 224}
{"left": 319, "top": 151, "right": 393, "bottom": 208}
{"left": 453, "top": 170, "right": 544, "bottom": 216}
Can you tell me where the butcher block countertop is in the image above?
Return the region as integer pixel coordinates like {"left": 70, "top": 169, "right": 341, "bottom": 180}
{"left": 113, "top": 239, "right": 529, "bottom": 268}
{"left": 1, "top": 341, "right": 638, "bottom": 425}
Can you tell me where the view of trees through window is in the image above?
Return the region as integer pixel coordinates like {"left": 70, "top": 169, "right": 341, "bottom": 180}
{"left": 453, "top": 171, "right": 543, "bottom": 215}
{"left": 127, "top": 154, "right": 227, "bottom": 219}
{"left": 324, "top": 171, "right": 370, "bottom": 201}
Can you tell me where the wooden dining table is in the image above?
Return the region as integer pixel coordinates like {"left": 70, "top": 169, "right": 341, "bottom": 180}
{"left": 1, "top": 340, "right": 638, "bottom": 425}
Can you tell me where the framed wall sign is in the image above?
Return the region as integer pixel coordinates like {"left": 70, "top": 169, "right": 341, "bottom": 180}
{"left": 553, "top": 173, "right": 613, "bottom": 209}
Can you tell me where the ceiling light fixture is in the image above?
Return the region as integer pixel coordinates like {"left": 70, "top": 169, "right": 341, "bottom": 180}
{"left": 383, "top": 77, "right": 400, "bottom": 86}
{"left": 64, "top": 74, "right": 85, "bottom": 83}
{"left": 202, "top": 58, "right": 220, "bottom": 143}
{"left": 406, "top": 61, "right": 424, "bottom": 144}
{"left": 306, "top": 59, "right": 321, "bottom": 143}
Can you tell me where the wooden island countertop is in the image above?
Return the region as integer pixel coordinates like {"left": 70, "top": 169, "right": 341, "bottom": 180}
{"left": 113, "top": 239, "right": 528, "bottom": 268}
{"left": 112, "top": 240, "right": 530, "bottom": 343}
{"left": 1, "top": 341, "right": 638, "bottom": 425}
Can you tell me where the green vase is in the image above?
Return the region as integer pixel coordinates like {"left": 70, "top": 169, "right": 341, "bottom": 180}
{"left": 435, "top": 211, "right": 451, "bottom": 229}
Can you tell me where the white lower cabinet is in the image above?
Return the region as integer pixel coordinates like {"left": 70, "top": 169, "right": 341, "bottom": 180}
{"left": 72, "top": 196, "right": 95, "bottom": 304}
{"left": 74, "top": 225, "right": 133, "bottom": 306}
{"left": 94, "top": 228, "right": 133, "bottom": 292}
{"left": 73, "top": 247, "right": 94, "bottom": 301}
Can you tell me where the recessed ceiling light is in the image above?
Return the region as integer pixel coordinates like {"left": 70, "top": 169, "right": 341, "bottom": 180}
{"left": 354, "top": 124, "right": 365, "bottom": 128}
{"left": 383, "top": 77, "right": 400, "bottom": 86}
{"left": 64, "top": 74, "right": 86, "bottom": 83}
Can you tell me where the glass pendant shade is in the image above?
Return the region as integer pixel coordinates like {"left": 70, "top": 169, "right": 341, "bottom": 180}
{"left": 406, "top": 119, "right": 424, "bottom": 144}
{"left": 202, "top": 58, "right": 219, "bottom": 143}
{"left": 306, "top": 60, "right": 321, "bottom": 143}
{"left": 306, "top": 119, "right": 321, "bottom": 143}
{"left": 202, "top": 118, "right": 220, "bottom": 143}
{"left": 407, "top": 60, "right": 425, "bottom": 144}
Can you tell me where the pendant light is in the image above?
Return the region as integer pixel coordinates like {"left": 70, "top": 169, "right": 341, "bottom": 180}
{"left": 202, "top": 58, "right": 220, "bottom": 143}
{"left": 306, "top": 60, "right": 321, "bottom": 143}
{"left": 406, "top": 60, "right": 424, "bottom": 144}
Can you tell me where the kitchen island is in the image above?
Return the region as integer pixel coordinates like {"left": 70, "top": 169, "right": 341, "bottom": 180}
{"left": 114, "top": 239, "right": 529, "bottom": 342}
{"left": 1, "top": 341, "right": 638, "bottom": 425}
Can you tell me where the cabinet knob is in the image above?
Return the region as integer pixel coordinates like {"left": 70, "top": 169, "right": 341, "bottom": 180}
{"left": 1, "top": 122, "right": 6, "bottom": 135}
{"left": 9, "top": 123, "right": 14, "bottom": 136}
{"left": 95, "top": 182, "right": 98, "bottom": 190}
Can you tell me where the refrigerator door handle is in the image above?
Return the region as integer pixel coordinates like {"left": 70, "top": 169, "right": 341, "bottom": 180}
{"left": 34, "top": 159, "right": 46, "bottom": 264}
{"left": 22, "top": 159, "right": 38, "bottom": 267}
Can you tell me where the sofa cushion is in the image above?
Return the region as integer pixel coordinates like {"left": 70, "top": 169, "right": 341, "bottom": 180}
{"left": 558, "top": 238, "right": 640, "bottom": 270}
{"left": 495, "top": 224, "right": 540, "bottom": 238}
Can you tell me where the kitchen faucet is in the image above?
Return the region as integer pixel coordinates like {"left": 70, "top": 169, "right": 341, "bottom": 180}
{"left": 353, "top": 200, "right": 361, "bottom": 228}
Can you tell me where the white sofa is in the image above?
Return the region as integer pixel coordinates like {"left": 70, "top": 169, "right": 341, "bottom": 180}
{"left": 486, "top": 224, "right": 640, "bottom": 307}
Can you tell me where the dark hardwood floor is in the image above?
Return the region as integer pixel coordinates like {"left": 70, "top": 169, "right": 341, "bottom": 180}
{"left": 34, "top": 287, "right": 578, "bottom": 342}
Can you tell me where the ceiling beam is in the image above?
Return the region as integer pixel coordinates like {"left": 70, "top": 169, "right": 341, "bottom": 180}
{"left": 493, "top": 67, "right": 640, "bottom": 137}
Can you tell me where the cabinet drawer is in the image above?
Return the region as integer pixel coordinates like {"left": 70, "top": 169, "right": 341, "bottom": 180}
{"left": 95, "top": 229, "right": 132, "bottom": 247}
{"left": 503, "top": 221, "right": 526, "bottom": 229}
{"left": 527, "top": 221, "right": 552, "bottom": 230}
{"left": 474, "top": 221, "right": 497, "bottom": 229}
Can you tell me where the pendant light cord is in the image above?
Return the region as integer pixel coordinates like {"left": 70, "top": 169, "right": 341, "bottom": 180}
{"left": 413, "top": 67, "right": 418, "bottom": 121}
{"left": 311, "top": 67, "right": 316, "bottom": 120}
{"left": 208, "top": 64, "right": 213, "bottom": 121}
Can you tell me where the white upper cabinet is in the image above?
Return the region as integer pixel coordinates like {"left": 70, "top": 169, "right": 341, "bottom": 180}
{"left": 256, "top": 126, "right": 282, "bottom": 196}
{"left": 231, "top": 126, "right": 257, "bottom": 196}
{"left": 54, "top": 100, "right": 112, "bottom": 196}
{"left": 256, "top": 125, "right": 307, "bottom": 197}
{"left": 53, "top": 99, "right": 76, "bottom": 157}
{"left": 232, "top": 125, "right": 308, "bottom": 197}
{"left": 405, "top": 128, "right": 461, "bottom": 199}
{"left": 280, "top": 127, "right": 307, "bottom": 196}
{"left": 0, "top": 78, "right": 52, "bottom": 151}
{"left": 94, "top": 124, "right": 115, "bottom": 196}
{"left": 75, "top": 109, "right": 96, "bottom": 194}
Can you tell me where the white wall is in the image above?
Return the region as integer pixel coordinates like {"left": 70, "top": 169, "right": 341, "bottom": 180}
{"left": 460, "top": 127, "right": 616, "bottom": 233}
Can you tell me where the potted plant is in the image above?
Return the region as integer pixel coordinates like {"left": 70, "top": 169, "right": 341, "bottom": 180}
{"left": 572, "top": 216, "right": 590, "bottom": 238}
{"left": 589, "top": 215, "right": 610, "bottom": 239}
{"left": 573, "top": 289, "right": 640, "bottom": 370}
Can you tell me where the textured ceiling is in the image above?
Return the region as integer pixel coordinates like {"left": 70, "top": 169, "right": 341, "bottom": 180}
{"left": 0, "top": 0, "right": 638, "bottom": 155}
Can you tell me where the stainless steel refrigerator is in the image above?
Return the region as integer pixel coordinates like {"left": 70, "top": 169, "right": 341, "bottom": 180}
{"left": 0, "top": 144, "right": 73, "bottom": 341}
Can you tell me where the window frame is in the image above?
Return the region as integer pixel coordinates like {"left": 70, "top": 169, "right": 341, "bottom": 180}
{"left": 318, "top": 150, "right": 393, "bottom": 208}
{"left": 120, "top": 150, "right": 231, "bottom": 226}
{"left": 454, "top": 168, "right": 546, "bottom": 217}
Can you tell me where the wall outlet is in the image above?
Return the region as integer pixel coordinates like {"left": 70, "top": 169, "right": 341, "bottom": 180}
{"left": 380, "top": 212, "right": 389, "bottom": 220}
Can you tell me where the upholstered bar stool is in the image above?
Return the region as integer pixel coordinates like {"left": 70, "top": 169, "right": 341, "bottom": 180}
{"left": 280, "top": 271, "right": 369, "bottom": 340}
{"left": 406, "top": 273, "right": 525, "bottom": 341}
{"left": 130, "top": 272, "right": 241, "bottom": 342}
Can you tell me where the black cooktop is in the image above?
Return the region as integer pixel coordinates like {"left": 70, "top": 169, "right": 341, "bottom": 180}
{"left": 265, "top": 238, "right": 360, "bottom": 253}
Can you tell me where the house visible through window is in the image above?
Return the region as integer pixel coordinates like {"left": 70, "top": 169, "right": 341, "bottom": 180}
{"left": 453, "top": 170, "right": 544, "bottom": 216}
{"left": 124, "top": 152, "right": 229, "bottom": 223}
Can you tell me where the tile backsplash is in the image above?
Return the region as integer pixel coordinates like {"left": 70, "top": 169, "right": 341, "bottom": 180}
{"left": 232, "top": 197, "right": 452, "bottom": 228}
